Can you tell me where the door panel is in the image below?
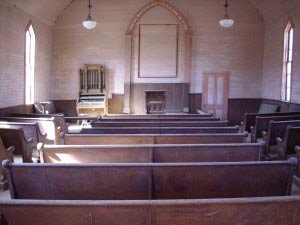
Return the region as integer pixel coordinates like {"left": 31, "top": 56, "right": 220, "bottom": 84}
{"left": 202, "top": 72, "right": 229, "bottom": 120}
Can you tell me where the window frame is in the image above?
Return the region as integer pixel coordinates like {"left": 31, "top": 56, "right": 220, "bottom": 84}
{"left": 281, "top": 17, "right": 295, "bottom": 102}
{"left": 24, "top": 21, "right": 36, "bottom": 105}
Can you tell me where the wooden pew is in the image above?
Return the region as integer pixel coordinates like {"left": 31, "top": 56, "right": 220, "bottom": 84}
{"left": 0, "top": 128, "right": 34, "bottom": 162}
{"left": 64, "top": 133, "right": 247, "bottom": 145}
{"left": 243, "top": 112, "right": 300, "bottom": 133}
{"left": 103, "top": 114, "right": 212, "bottom": 118}
{"left": 91, "top": 120, "right": 229, "bottom": 128}
{"left": 276, "top": 127, "right": 300, "bottom": 160}
{"left": 3, "top": 159, "right": 297, "bottom": 200}
{"left": 41, "top": 143, "right": 264, "bottom": 163}
{"left": 0, "top": 137, "right": 14, "bottom": 191}
{"left": 251, "top": 115, "right": 300, "bottom": 143}
{"left": 0, "top": 122, "right": 47, "bottom": 144}
{"left": 81, "top": 126, "right": 240, "bottom": 135}
{"left": 0, "top": 117, "right": 60, "bottom": 144}
{"left": 100, "top": 117, "right": 220, "bottom": 122}
{"left": 263, "top": 120, "right": 300, "bottom": 156}
{"left": 11, "top": 113, "right": 68, "bottom": 135}
{"left": 0, "top": 196, "right": 299, "bottom": 225}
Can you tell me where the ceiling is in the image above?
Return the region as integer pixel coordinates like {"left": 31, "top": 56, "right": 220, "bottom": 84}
{"left": 5, "top": 0, "right": 73, "bottom": 26}
{"left": 4, "top": 0, "right": 300, "bottom": 26}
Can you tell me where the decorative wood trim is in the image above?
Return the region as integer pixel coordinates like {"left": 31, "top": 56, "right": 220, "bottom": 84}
{"left": 126, "top": 0, "right": 191, "bottom": 35}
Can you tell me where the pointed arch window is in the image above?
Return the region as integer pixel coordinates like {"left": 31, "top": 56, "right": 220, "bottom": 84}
{"left": 282, "top": 18, "right": 294, "bottom": 102}
{"left": 25, "top": 22, "right": 35, "bottom": 105}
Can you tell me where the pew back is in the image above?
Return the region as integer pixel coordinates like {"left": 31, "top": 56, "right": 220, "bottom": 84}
{"left": 81, "top": 127, "right": 240, "bottom": 135}
{"left": 0, "top": 117, "right": 59, "bottom": 144}
{"left": 0, "top": 197, "right": 299, "bottom": 225}
{"left": 0, "top": 121, "right": 46, "bottom": 144}
{"left": 4, "top": 159, "right": 297, "bottom": 200}
{"left": 64, "top": 134, "right": 247, "bottom": 145}
{"left": 244, "top": 112, "right": 300, "bottom": 132}
{"left": 91, "top": 121, "right": 229, "bottom": 128}
{"left": 265, "top": 120, "right": 300, "bottom": 153}
{"left": 11, "top": 113, "right": 67, "bottom": 134}
{"left": 252, "top": 115, "right": 300, "bottom": 142}
{"left": 42, "top": 143, "right": 264, "bottom": 163}
{"left": 277, "top": 127, "right": 300, "bottom": 158}
{"left": 0, "top": 138, "right": 14, "bottom": 190}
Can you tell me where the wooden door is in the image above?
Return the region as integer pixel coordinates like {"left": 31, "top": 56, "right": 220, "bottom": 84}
{"left": 202, "top": 72, "right": 229, "bottom": 120}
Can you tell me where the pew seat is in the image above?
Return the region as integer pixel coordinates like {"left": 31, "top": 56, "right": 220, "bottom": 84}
{"left": 41, "top": 143, "right": 264, "bottom": 163}
{"left": 3, "top": 159, "right": 297, "bottom": 200}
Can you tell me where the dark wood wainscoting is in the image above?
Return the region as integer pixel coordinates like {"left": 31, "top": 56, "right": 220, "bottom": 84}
{"left": 0, "top": 104, "right": 33, "bottom": 117}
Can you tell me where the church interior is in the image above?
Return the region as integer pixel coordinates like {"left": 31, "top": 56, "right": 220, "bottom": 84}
{"left": 0, "top": 0, "right": 300, "bottom": 224}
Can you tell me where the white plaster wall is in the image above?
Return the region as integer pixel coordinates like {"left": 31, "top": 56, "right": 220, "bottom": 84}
{"left": 52, "top": 0, "right": 264, "bottom": 99}
{"left": 262, "top": 8, "right": 300, "bottom": 103}
{"left": 0, "top": 0, "right": 53, "bottom": 108}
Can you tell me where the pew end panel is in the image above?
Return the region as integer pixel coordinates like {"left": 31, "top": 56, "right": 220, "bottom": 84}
{"left": 0, "top": 140, "right": 14, "bottom": 191}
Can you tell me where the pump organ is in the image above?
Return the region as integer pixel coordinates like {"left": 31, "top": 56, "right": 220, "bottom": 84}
{"left": 76, "top": 64, "right": 108, "bottom": 116}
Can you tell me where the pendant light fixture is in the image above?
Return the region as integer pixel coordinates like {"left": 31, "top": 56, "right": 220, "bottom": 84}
{"left": 219, "top": 0, "right": 234, "bottom": 28}
{"left": 83, "top": 0, "right": 97, "bottom": 30}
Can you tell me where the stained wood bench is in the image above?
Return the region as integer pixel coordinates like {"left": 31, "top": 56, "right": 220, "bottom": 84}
{"left": 276, "top": 127, "right": 300, "bottom": 160}
{"left": 91, "top": 120, "right": 229, "bottom": 128}
{"left": 0, "top": 197, "right": 299, "bottom": 225}
{"left": 0, "top": 137, "right": 13, "bottom": 191}
{"left": 64, "top": 133, "right": 247, "bottom": 145}
{"left": 3, "top": 159, "right": 297, "bottom": 200}
{"left": 103, "top": 114, "right": 212, "bottom": 118}
{"left": 251, "top": 115, "right": 300, "bottom": 143}
{"left": 243, "top": 112, "right": 300, "bottom": 133}
{"left": 0, "top": 117, "right": 60, "bottom": 144}
{"left": 81, "top": 126, "right": 240, "bottom": 135}
{"left": 263, "top": 120, "right": 300, "bottom": 156}
{"left": 0, "top": 128, "right": 34, "bottom": 162}
{"left": 41, "top": 142, "right": 264, "bottom": 163}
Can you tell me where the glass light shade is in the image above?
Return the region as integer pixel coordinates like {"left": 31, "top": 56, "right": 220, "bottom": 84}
{"left": 219, "top": 18, "right": 234, "bottom": 28}
{"left": 83, "top": 19, "right": 97, "bottom": 29}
